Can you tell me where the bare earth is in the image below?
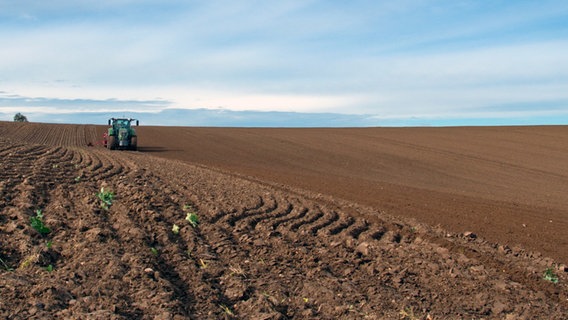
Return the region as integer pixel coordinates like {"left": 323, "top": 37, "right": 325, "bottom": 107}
{"left": 0, "top": 121, "right": 566, "bottom": 319}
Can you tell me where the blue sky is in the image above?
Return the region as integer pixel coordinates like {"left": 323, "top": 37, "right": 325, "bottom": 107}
{"left": 1, "top": 0, "right": 568, "bottom": 126}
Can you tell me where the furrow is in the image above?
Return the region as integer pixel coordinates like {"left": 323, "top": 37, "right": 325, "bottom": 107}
{"left": 90, "top": 152, "right": 125, "bottom": 181}
{"left": 75, "top": 150, "right": 94, "bottom": 171}
{"left": 68, "top": 148, "right": 87, "bottom": 170}
{"left": 249, "top": 200, "right": 294, "bottom": 230}
{"left": 357, "top": 225, "right": 388, "bottom": 242}
{"left": 346, "top": 219, "right": 370, "bottom": 239}
{"left": 76, "top": 151, "right": 105, "bottom": 182}
{"left": 305, "top": 211, "right": 340, "bottom": 235}
{"left": 226, "top": 195, "right": 270, "bottom": 227}
{"left": 0, "top": 141, "right": 22, "bottom": 155}
{"left": 267, "top": 204, "right": 308, "bottom": 230}
{"left": 287, "top": 208, "right": 324, "bottom": 232}
{"left": 30, "top": 146, "right": 77, "bottom": 186}
{"left": 8, "top": 144, "right": 48, "bottom": 158}
{"left": 326, "top": 215, "right": 355, "bottom": 236}
{"left": 209, "top": 208, "right": 239, "bottom": 224}
{"left": 230, "top": 195, "right": 279, "bottom": 230}
{"left": 57, "top": 148, "right": 75, "bottom": 165}
{"left": 209, "top": 194, "right": 266, "bottom": 225}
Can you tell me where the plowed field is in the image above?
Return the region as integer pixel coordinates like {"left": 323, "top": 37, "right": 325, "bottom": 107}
{"left": 0, "top": 121, "right": 566, "bottom": 319}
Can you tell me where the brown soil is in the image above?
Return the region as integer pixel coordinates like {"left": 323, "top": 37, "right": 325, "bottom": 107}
{"left": 0, "top": 121, "right": 566, "bottom": 319}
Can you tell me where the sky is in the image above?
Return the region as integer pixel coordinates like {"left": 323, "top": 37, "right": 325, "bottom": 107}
{"left": 1, "top": 0, "right": 568, "bottom": 126}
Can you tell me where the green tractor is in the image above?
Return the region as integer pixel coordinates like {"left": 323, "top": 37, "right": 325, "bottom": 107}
{"left": 105, "top": 118, "right": 139, "bottom": 150}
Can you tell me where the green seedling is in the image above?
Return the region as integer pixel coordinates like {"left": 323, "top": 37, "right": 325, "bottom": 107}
{"left": 97, "top": 187, "right": 114, "bottom": 211}
{"left": 183, "top": 205, "right": 199, "bottom": 227}
{"left": 74, "top": 175, "right": 82, "bottom": 182}
{"left": 172, "top": 224, "right": 180, "bottom": 235}
{"left": 45, "top": 264, "right": 54, "bottom": 272}
{"left": 52, "top": 164, "right": 59, "bottom": 169}
{"left": 46, "top": 241, "right": 53, "bottom": 249}
{"left": 185, "top": 212, "right": 199, "bottom": 228}
{"left": 543, "top": 268, "right": 559, "bottom": 284}
{"left": 150, "top": 247, "right": 159, "bottom": 256}
{"left": 30, "top": 210, "right": 51, "bottom": 235}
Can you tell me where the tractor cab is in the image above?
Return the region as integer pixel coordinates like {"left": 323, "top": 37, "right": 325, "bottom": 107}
{"left": 109, "top": 118, "right": 138, "bottom": 129}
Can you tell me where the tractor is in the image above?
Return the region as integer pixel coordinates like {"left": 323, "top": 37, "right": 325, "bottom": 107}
{"left": 105, "top": 118, "right": 139, "bottom": 150}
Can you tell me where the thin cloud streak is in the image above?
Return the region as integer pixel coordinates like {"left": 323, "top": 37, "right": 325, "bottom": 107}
{"left": 0, "top": 93, "right": 170, "bottom": 115}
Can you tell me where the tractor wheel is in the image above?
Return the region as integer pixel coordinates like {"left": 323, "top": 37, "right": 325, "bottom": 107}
{"left": 107, "top": 136, "right": 116, "bottom": 150}
{"left": 130, "top": 136, "right": 137, "bottom": 151}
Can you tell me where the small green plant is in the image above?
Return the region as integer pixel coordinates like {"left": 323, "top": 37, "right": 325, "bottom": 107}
{"left": 183, "top": 205, "right": 199, "bottom": 227}
{"left": 150, "top": 247, "right": 159, "bottom": 256}
{"left": 30, "top": 210, "right": 51, "bottom": 235}
{"left": 46, "top": 241, "right": 53, "bottom": 249}
{"left": 172, "top": 224, "right": 180, "bottom": 235}
{"left": 45, "top": 264, "right": 54, "bottom": 272}
{"left": 97, "top": 187, "right": 114, "bottom": 211}
{"left": 185, "top": 212, "right": 199, "bottom": 228}
{"left": 543, "top": 268, "right": 559, "bottom": 284}
{"left": 219, "top": 304, "right": 234, "bottom": 316}
{"left": 74, "top": 175, "right": 82, "bottom": 182}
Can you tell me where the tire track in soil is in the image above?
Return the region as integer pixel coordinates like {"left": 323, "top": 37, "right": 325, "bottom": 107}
{"left": 263, "top": 201, "right": 308, "bottom": 231}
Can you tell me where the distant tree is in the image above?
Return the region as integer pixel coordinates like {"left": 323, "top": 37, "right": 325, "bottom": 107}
{"left": 13, "top": 113, "right": 28, "bottom": 122}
